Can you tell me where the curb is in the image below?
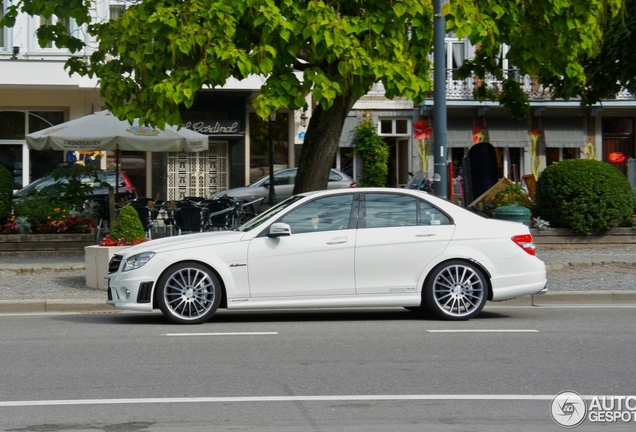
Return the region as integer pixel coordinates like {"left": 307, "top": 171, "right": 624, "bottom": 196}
{"left": 0, "top": 300, "right": 117, "bottom": 314}
{"left": 545, "top": 261, "right": 636, "bottom": 271}
{"left": 490, "top": 290, "right": 636, "bottom": 307}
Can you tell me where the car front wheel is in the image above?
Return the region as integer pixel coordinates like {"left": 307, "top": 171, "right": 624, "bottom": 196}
{"left": 423, "top": 260, "right": 488, "bottom": 320}
{"left": 156, "top": 262, "right": 222, "bottom": 324}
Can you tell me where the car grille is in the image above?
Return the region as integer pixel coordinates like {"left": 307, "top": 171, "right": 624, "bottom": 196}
{"left": 108, "top": 254, "right": 124, "bottom": 274}
{"left": 137, "top": 282, "right": 154, "bottom": 304}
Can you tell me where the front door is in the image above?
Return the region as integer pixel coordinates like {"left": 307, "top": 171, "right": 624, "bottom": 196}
{"left": 247, "top": 194, "right": 356, "bottom": 297}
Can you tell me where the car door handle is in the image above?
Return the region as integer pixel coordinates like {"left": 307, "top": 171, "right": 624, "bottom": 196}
{"left": 416, "top": 232, "right": 436, "bottom": 237}
{"left": 327, "top": 236, "right": 348, "bottom": 244}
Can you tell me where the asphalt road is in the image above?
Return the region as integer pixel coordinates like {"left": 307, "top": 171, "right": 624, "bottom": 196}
{"left": 1, "top": 306, "right": 635, "bottom": 431}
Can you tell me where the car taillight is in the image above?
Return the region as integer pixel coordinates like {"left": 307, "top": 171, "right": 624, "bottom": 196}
{"left": 350, "top": 183, "right": 357, "bottom": 188}
{"left": 512, "top": 234, "right": 536, "bottom": 255}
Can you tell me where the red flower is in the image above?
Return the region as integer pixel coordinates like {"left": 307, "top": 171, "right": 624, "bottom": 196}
{"left": 609, "top": 152, "right": 626, "bottom": 163}
{"left": 472, "top": 125, "right": 487, "bottom": 144}
{"left": 414, "top": 120, "right": 433, "bottom": 140}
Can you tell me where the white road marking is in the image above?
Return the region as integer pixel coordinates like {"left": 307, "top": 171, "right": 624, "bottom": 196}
{"left": 0, "top": 394, "right": 564, "bottom": 407}
{"left": 427, "top": 330, "right": 539, "bottom": 333}
{"left": 165, "top": 332, "right": 278, "bottom": 336}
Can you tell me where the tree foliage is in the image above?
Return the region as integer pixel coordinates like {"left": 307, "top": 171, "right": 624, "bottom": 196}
{"left": 579, "top": 0, "right": 636, "bottom": 104}
{"left": 354, "top": 117, "right": 389, "bottom": 187}
{"left": 1, "top": 0, "right": 623, "bottom": 191}
{"left": 452, "top": 0, "right": 622, "bottom": 118}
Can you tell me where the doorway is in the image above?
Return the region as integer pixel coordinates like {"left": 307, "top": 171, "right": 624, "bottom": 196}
{"left": 386, "top": 137, "right": 410, "bottom": 187}
{"left": 602, "top": 118, "right": 634, "bottom": 176}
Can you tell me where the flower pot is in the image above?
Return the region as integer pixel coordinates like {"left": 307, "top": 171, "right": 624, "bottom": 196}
{"left": 85, "top": 245, "right": 127, "bottom": 289}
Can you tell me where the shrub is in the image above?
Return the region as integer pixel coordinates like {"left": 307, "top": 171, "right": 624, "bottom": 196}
{"left": 0, "top": 164, "right": 13, "bottom": 222}
{"left": 535, "top": 159, "right": 633, "bottom": 234}
{"left": 354, "top": 118, "right": 389, "bottom": 187}
{"left": 106, "top": 205, "right": 146, "bottom": 245}
{"left": 13, "top": 195, "right": 65, "bottom": 230}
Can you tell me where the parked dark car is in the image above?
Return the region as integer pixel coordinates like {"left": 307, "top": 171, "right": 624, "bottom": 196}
{"left": 13, "top": 170, "right": 137, "bottom": 201}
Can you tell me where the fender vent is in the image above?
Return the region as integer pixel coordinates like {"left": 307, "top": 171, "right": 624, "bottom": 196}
{"left": 137, "top": 282, "right": 154, "bottom": 303}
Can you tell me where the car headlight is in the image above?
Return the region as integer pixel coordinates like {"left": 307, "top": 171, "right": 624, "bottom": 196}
{"left": 123, "top": 252, "right": 156, "bottom": 272}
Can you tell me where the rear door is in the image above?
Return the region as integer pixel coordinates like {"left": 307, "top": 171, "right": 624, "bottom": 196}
{"left": 354, "top": 192, "right": 455, "bottom": 294}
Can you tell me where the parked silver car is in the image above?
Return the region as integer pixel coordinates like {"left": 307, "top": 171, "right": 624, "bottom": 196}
{"left": 212, "top": 168, "right": 356, "bottom": 213}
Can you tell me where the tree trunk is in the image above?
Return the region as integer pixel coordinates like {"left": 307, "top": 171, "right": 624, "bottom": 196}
{"left": 293, "top": 94, "right": 358, "bottom": 194}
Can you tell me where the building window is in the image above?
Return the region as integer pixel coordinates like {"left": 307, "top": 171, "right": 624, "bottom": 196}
{"left": 109, "top": 2, "right": 128, "bottom": 20}
{"left": 38, "top": 16, "right": 71, "bottom": 48}
{"left": 29, "top": 14, "right": 77, "bottom": 52}
{"left": 378, "top": 119, "right": 410, "bottom": 136}
{"left": 249, "top": 113, "right": 289, "bottom": 184}
{"left": 546, "top": 147, "right": 578, "bottom": 166}
{"left": 0, "top": 110, "right": 65, "bottom": 189}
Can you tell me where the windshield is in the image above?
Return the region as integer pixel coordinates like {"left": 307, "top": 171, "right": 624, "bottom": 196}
{"left": 239, "top": 196, "right": 305, "bottom": 232}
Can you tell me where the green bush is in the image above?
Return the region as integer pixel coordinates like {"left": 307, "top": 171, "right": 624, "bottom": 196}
{"left": 354, "top": 119, "right": 389, "bottom": 187}
{"left": 535, "top": 159, "right": 633, "bottom": 234}
{"left": 0, "top": 164, "right": 12, "bottom": 222}
{"left": 12, "top": 195, "right": 64, "bottom": 229}
{"left": 109, "top": 205, "right": 146, "bottom": 244}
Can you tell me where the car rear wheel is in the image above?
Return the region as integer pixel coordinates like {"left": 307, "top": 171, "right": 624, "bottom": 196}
{"left": 156, "top": 262, "right": 222, "bottom": 324}
{"left": 423, "top": 260, "right": 488, "bottom": 320}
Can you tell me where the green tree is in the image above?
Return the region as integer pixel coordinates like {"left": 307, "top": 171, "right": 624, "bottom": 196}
{"left": 354, "top": 118, "right": 389, "bottom": 187}
{"left": 2, "top": 0, "right": 622, "bottom": 191}
{"left": 579, "top": 0, "right": 636, "bottom": 104}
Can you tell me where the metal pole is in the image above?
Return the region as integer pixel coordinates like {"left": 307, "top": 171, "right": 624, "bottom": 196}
{"left": 433, "top": 0, "right": 448, "bottom": 198}
{"left": 267, "top": 117, "right": 277, "bottom": 206}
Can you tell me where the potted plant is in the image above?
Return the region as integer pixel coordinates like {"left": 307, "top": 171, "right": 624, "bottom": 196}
{"left": 85, "top": 205, "right": 148, "bottom": 289}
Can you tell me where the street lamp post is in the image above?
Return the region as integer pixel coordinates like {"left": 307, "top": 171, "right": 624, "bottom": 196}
{"left": 267, "top": 112, "right": 277, "bottom": 207}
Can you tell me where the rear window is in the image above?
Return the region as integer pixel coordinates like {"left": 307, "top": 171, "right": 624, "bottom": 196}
{"left": 328, "top": 172, "right": 342, "bottom": 182}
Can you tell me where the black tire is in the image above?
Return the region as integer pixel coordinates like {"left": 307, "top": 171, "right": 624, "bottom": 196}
{"left": 156, "top": 262, "right": 222, "bottom": 324}
{"left": 423, "top": 260, "right": 488, "bottom": 320}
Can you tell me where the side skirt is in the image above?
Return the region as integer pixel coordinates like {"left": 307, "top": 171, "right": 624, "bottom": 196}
{"left": 226, "top": 294, "right": 422, "bottom": 310}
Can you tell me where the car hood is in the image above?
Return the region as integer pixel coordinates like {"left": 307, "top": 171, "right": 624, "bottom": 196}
{"left": 119, "top": 230, "right": 248, "bottom": 258}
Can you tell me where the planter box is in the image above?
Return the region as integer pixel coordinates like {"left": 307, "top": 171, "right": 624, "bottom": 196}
{"left": 85, "top": 245, "right": 127, "bottom": 289}
{"left": 0, "top": 233, "right": 95, "bottom": 251}
{"left": 531, "top": 227, "right": 636, "bottom": 245}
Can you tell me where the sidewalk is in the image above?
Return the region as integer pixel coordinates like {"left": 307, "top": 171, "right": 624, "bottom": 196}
{"left": 0, "top": 245, "right": 635, "bottom": 314}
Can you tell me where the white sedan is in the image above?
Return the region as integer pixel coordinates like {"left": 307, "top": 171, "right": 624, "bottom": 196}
{"left": 106, "top": 188, "right": 547, "bottom": 323}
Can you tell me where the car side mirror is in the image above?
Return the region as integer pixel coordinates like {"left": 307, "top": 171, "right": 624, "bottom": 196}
{"left": 268, "top": 222, "right": 291, "bottom": 238}
{"left": 262, "top": 180, "right": 270, "bottom": 188}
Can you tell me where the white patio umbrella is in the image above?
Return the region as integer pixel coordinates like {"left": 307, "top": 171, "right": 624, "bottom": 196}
{"left": 25, "top": 110, "right": 208, "bottom": 201}
{"left": 26, "top": 110, "right": 208, "bottom": 153}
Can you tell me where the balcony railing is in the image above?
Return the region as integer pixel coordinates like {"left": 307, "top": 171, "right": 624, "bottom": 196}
{"left": 445, "top": 69, "right": 636, "bottom": 101}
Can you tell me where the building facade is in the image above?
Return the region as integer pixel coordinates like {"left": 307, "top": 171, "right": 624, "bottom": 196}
{"left": 340, "top": 34, "right": 636, "bottom": 198}
{"left": 1, "top": 1, "right": 309, "bottom": 201}
{"left": 2, "top": 3, "right": 635, "bottom": 204}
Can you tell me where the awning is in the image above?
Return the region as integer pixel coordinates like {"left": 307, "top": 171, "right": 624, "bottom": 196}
{"left": 543, "top": 117, "right": 586, "bottom": 148}
{"left": 339, "top": 116, "right": 359, "bottom": 148}
{"left": 446, "top": 117, "right": 473, "bottom": 148}
{"left": 487, "top": 117, "right": 529, "bottom": 148}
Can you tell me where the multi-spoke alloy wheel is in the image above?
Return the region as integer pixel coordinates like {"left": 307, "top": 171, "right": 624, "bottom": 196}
{"left": 156, "top": 262, "right": 221, "bottom": 324}
{"left": 424, "top": 260, "right": 488, "bottom": 320}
